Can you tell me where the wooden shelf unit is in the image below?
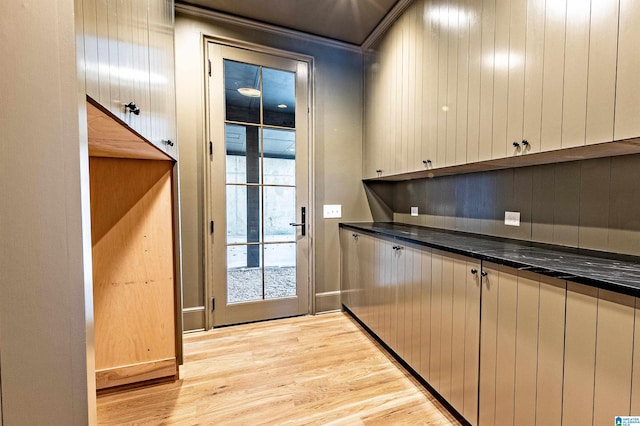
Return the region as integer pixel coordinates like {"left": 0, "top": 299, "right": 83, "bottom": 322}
{"left": 87, "top": 98, "right": 180, "bottom": 391}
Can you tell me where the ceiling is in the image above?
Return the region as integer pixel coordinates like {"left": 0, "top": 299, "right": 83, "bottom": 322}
{"left": 178, "top": 0, "right": 401, "bottom": 45}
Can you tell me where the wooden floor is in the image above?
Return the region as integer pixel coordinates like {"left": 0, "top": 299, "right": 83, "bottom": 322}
{"left": 97, "top": 312, "right": 460, "bottom": 425}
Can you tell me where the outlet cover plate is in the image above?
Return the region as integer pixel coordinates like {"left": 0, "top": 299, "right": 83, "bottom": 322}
{"left": 411, "top": 206, "right": 419, "bottom": 217}
{"left": 323, "top": 204, "right": 342, "bottom": 219}
{"left": 505, "top": 211, "right": 521, "bottom": 227}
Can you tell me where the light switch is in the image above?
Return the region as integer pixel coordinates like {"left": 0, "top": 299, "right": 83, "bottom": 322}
{"left": 411, "top": 206, "right": 419, "bottom": 217}
{"left": 505, "top": 211, "right": 521, "bottom": 227}
{"left": 323, "top": 204, "right": 342, "bottom": 219}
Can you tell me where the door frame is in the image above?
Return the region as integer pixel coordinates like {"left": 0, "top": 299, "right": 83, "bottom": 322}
{"left": 202, "top": 36, "right": 316, "bottom": 329}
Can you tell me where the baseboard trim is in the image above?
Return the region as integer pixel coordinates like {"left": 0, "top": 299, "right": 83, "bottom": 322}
{"left": 96, "top": 358, "right": 178, "bottom": 390}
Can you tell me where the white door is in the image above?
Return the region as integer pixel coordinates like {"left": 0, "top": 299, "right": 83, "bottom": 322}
{"left": 206, "top": 42, "right": 310, "bottom": 327}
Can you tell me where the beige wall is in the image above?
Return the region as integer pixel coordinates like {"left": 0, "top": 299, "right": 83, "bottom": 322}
{"left": 388, "top": 155, "right": 640, "bottom": 256}
{"left": 0, "top": 0, "right": 95, "bottom": 423}
{"left": 175, "top": 10, "right": 371, "bottom": 327}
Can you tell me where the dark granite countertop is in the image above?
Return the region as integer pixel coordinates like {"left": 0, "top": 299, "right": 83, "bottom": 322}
{"left": 340, "top": 222, "right": 640, "bottom": 298}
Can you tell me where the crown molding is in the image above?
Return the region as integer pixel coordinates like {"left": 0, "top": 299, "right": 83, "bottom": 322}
{"left": 361, "top": 0, "right": 415, "bottom": 51}
{"left": 175, "top": 2, "right": 362, "bottom": 54}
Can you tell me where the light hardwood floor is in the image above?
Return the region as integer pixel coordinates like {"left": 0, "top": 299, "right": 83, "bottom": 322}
{"left": 97, "top": 312, "right": 460, "bottom": 425}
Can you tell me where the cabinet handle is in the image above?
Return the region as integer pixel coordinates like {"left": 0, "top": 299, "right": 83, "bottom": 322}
{"left": 376, "top": 169, "right": 383, "bottom": 175}
{"left": 125, "top": 101, "right": 141, "bottom": 115}
{"left": 392, "top": 245, "right": 404, "bottom": 251}
{"left": 470, "top": 268, "right": 478, "bottom": 275}
{"left": 352, "top": 233, "right": 359, "bottom": 240}
{"left": 163, "top": 139, "right": 174, "bottom": 147}
{"left": 481, "top": 270, "right": 488, "bottom": 277}
{"left": 521, "top": 139, "right": 529, "bottom": 148}
{"left": 422, "top": 159, "right": 432, "bottom": 166}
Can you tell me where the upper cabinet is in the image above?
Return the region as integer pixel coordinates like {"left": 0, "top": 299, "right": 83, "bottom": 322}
{"left": 80, "top": 0, "right": 177, "bottom": 159}
{"left": 363, "top": 0, "right": 633, "bottom": 180}
{"left": 615, "top": 0, "right": 640, "bottom": 142}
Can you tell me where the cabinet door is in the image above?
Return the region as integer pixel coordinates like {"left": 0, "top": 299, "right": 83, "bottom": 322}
{"left": 81, "top": 0, "right": 100, "bottom": 99}
{"left": 521, "top": 0, "right": 545, "bottom": 155}
{"left": 407, "top": 245, "right": 423, "bottom": 371}
{"left": 477, "top": 0, "right": 496, "bottom": 162}
{"left": 562, "top": 283, "right": 598, "bottom": 426}
{"left": 534, "top": 275, "right": 566, "bottom": 426}
{"left": 359, "top": 234, "right": 375, "bottom": 330}
{"left": 479, "top": 264, "right": 566, "bottom": 426}
{"left": 479, "top": 263, "right": 518, "bottom": 426}
{"left": 418, "top": 245, "right": 433, "bottom": 380}
{"left": 339, "top": 229, "right": 355, "bottom": 310}
{"left": 452, "top": 254, "right": 480, "bottom": 425}
{"left": 614, "top": 0, "right": 640, "bottom": 141}
{"left": 148, "top": 0, "right": 177, "bottom": 157}
{"left": 585, "top": 0, "right": 618, "bottom": 145}
{"left": 394, "top": 242, "right": 409, "bottom": 359}
{"left": 421, "top": 0, "right": 439, "bottom": 170}
{"left": 490, "top": 0, "right": 511, "bottom": 160}
{"left": 431, "top": 250, "right": 480, "bottom": 424}
{"left": 591, "top": 290, "right": 634, "bottom": 424}
{"left": 129, "top": 0, "right": 152, "bottom": 138}
{"left": 539, "top": 0, "right": 566, "bottom": 153}
{"left": 504, "top": 0, "right": 526, "bottom": 158}
{"left": 363, "top": 51, "right": 381, "bottom": 179}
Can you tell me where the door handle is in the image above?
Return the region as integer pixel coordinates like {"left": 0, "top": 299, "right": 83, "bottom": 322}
{"left": 289, "top": 207, "right": 306, "bottom": 236}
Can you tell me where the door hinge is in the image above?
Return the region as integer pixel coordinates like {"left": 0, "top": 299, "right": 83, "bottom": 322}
{"left": 211, "top": 297, "right": 215, "bottom": 311}
{"left": 209, "top": 140, "right": 213, "bottom": 155}
{"left": 208, "top": 59, "right": 212, "bottom": 77}
{"left": 210, "top": 220, "right": 214, "bottom": 234}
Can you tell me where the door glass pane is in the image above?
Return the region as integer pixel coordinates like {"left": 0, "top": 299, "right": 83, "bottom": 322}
{"left": 263, "top": 128, "right": 296, "bottom": 185}
{"left": 226, "top": 124, "right": 262, "bottom": 184}
{"left": 224, "top": 60, "right": 261, "bottom": 124}
{"left": 264, "top": 186, "right": 296, "bottom": 242}
{"left": 227, "top": 245, "right": 263, "bottom": 304}
{"left": 262, "top": 67, "right": 295, "bottom": 128}
{"left": 226, "top": 185, "right": 262, "bottom": 244}
{"left": 264, "top": 243, "right": 296, "bottom": 299}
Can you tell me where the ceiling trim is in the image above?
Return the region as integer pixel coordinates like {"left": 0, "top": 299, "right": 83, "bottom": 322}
{"left": 361, "top": 0, "right": 415, "bottom": 51}
{"left": 175, "top": 2, "right": 362, "bottom": 54}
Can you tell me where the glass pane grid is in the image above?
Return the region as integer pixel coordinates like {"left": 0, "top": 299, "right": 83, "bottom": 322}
{"left": 224, "top": 59, "right": 298, "bottom": 304}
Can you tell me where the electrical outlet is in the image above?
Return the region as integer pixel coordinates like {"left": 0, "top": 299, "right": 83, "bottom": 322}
{"left": 411, "top": 206, "right": 419, "bottom": 217}
{"left": 505, "top": 211, "right": 521, "bottom": 227}
{"left": 323, "top": 204, "right": 342, "bottom": 219}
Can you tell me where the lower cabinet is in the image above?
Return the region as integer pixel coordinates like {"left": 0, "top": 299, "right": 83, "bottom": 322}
{"left": 341, "top": 228, "right": 640, "bottom": 426}
{"left": 340, "top": 229, "right": 481, "bottom": 425}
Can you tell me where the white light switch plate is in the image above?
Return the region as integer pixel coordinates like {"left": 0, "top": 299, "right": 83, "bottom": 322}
{"left": 323, "top": 204, "right": 342, "bottom": 219}
{"left": 411, "top": 207, "right": 419, "bottom": 217}
{"left": 505, "top": 211, "right": 521, "bottom": 227}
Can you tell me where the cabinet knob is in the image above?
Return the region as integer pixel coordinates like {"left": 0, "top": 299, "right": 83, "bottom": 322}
{"left": 521, "top": 139, "right": 529, "bottom": 147}
{"left": 164, "top": 139, "right": 174, "bottom": 147}
{"left": 512, "top": 141, "right": 520, "bottom": 148}
{"left": 125, "top": 101, "right": 141, "bottom": 115}
{"left": 376, "top": 169, "right": 383, "bottom": 174}
{"left": 422, "top": 159, "right": 432, "bottom": 166}
{"left": 352, "top": 233, "right": 359, "bottom": 240}
{"left": 470, "top": 268, "right": 478, "bottom": 275}
{"left": 481, "top": 271, "right": 488, "bottom": 277}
